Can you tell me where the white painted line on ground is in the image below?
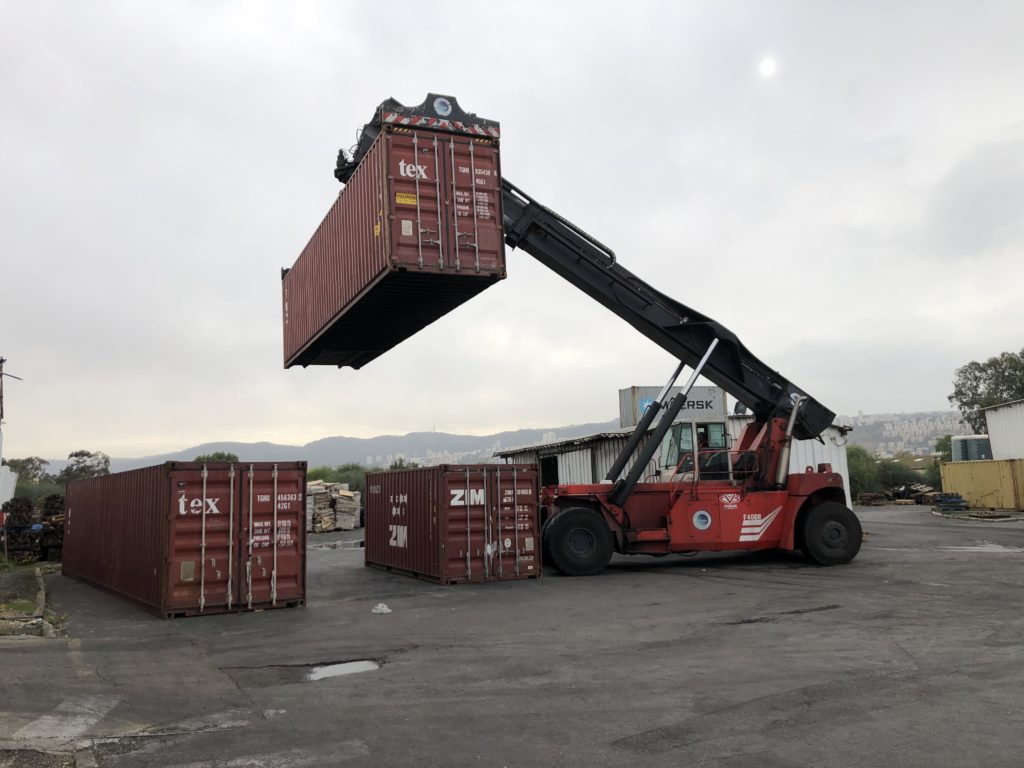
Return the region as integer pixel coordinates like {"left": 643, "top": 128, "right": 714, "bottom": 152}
{"left": 12, "top": 695, "right": 121, "bottom": 744}
{"left": 941, "top": 542, "right": 1024, "bottom": 553}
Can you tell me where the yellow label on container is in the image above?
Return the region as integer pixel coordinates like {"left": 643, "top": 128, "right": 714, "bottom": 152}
{"left": 373, "top": 223, "right": 381, "bottom": 237}
{"left": 395, "top": 192, "right": 417, "bottom": 206}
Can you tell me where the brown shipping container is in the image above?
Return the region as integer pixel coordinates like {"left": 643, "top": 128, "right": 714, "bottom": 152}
{"left": 282, "top": 126, "right": 505, "bottom": 369}
{"left": 365, "top": 465, "right": 540, "bottom": 584}
{"left": 63, "top": 462, "right": 306, "bottom": 618}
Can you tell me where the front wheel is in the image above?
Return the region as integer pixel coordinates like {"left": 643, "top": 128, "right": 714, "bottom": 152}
{"left": 545, "top": 508, "right": 614, "bottom": 576}
{"left": 801, "top": 501, "right": 863, "bottom": 565}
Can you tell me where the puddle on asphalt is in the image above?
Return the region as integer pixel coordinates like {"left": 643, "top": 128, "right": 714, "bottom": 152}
{"left": 307, "top": 660, "right": 380, "bottom": 681}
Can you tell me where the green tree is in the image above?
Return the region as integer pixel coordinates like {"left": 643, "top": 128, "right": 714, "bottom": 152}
{"left": 846, "top": 445, "right": 880, "bottom": 498}
{"left": 934, "top": 434, "right": 953, "bottom": 462}
{"left": 58, "top": 450, "right": 110, "bottom": 482}
{"left": 194, "top": 451, "right": 240, "bottom": 462}
{"left": 877, "top": 459, "right": 922, "bottom": 489}
{"left": 308, "top": 463, "right": 373, "bottom": 493}
{"left": 2, "top": 456, "right": 50, "bottom": 483}
{"left": 388, "top": 457, "right": 420, "bottom": 470}
{"left": 949, "top": 348, "right": 1024, "bottom": 432}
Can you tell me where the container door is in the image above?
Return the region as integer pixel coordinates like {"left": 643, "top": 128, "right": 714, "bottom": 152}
{"left": 386, "top": 129, "right": 447, "bottom": 270}
{"left": 166, "top": 466, "right": 240, "bottom": 615}
{"left": 443, "top": 467, "right": 491, "bottom": 583}
{"left": 488, "top": 466, "right": 541, "bottom": 580}
{"left": 238, "top": 465, "right": 306, "bottom": 609}
{"left": 439, "top": 135, "right": 504, "bottom": 275}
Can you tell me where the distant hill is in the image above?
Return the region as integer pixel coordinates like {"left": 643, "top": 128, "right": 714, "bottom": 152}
{"left": 49, "top": 420, "right": 620, "bottom": 473}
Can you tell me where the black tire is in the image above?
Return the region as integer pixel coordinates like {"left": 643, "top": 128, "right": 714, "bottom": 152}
{"left": 801, "top": 501, "right": 862, "bottom": 565}
{"left": 545, "top": 507, "right": 614, "bottom": 576}
{"left": 540, "top": 514, "right": 556, "bottom": 567}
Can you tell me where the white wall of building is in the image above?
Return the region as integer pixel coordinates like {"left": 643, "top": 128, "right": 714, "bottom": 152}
{"left": 985, "top": 400, "right": 1024, "bottom": 460}
{"left": 0, "top": 466, "right": 18, "bottom": 506}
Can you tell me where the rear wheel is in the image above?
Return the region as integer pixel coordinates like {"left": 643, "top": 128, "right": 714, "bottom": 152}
{"left": 801, "top": 501, "right": 862, "bottom": 565}
{"left": 545, "top": 507, "right": 614, "bottom": 576}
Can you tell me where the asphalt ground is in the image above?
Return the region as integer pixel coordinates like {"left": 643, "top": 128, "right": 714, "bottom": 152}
{"left": 3, "top": 505, "right": 1024, "bottom": 767}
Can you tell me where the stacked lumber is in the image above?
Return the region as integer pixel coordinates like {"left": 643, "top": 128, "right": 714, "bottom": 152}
{"left": 856, "top": 493, "right": 886, "bottom": 507}
{"left": 305, "top": 482, "right": 363, "bottom": 532}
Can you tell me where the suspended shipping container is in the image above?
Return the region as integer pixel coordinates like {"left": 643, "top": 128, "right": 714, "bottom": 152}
{"left": 282, "top": 100, "right": 505, "bottom": 369}
{"left": 365, "top": 464, "right": 540, "bottom": 584}
{"left": 63, "top": 462, "right": 307, "bottom": 618}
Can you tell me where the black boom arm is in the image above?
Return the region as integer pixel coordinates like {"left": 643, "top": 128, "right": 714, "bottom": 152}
{"left": 500, "top": 179, "right": 834, "bottom": 441}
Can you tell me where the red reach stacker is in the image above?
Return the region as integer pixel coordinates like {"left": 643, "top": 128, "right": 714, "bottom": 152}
{"left": 330, "top": 95, "right": 863, "bottom": 576}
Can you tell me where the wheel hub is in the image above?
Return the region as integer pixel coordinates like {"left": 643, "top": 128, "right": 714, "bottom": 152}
{"left": 821, "top": 520, "right": 848, "bottom": 550}
{"left": 567, "top": 527, "right": 596, "bottom": 556}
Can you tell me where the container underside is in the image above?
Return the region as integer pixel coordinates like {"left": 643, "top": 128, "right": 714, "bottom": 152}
{"left": 287, "top": 270, "right": 502, "bottom": 368}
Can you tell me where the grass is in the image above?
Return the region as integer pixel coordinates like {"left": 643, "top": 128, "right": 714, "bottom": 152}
{"left": 0, "top": 598, "right": 37, "bottom": 617}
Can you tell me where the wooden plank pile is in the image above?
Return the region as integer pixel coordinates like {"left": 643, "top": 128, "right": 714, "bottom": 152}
{"left": 306, "top": 481, "right": 362, "bottom": 532}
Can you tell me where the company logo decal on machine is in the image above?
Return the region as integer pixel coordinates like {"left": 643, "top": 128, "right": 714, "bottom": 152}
{"left": 177, "top": 493, "right": 222, "bottom": 516}
{"left": 450, "top": 488, "right": 485, "bottom": 507}
{"left": 738, "top": 506, "right": 782, "bottom": 542}
{"left": 720, "top": 493, "right": 741, "bottom": 510}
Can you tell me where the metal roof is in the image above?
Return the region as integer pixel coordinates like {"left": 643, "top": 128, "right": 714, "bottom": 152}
{"left": 980, "top": 399, "right": 1024, "bottom": 412}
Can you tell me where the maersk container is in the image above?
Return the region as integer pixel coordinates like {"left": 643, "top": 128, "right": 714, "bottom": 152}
{"left": 365, "top": 465, "right": 540, "bottom": 584}
{"left": 63, "top": 462, "right": 306, "bottom": 618}
{"left": 282, "top": 125, "right": 505, "bottom": 369}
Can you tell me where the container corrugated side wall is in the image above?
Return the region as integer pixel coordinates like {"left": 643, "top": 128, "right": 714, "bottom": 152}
{"left": 941, "top": 459, "right": 1024, "bottom": 511}
{"left": 365, "top": 467, "right": 442, "bottom": 580}
{"left": 64, "top": 465, "right": 169, "bottom": 611}
{"left": 283, "top": 133, "right": 389, "bottom": 367}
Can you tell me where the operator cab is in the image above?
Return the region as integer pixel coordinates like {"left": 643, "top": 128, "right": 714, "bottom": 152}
{"left": 659, "top": 421, "right": 732, "bottom": 482}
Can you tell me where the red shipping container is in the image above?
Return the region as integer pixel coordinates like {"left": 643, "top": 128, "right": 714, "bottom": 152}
{"left": 365, "top": 465, "right": 540, "bottom": 584}
{"left": 63, "top": 462, "right": 306, "bottom": 618}
{"left": 282, "top": 127, "right": 505, "bottom": 369}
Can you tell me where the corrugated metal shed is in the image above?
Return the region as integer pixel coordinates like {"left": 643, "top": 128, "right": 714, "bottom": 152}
{"left": 497, "top": 418, "right": 852, "bottom": 506}
{"left": 496, "top": 428, "right": 657, "bottom": 485}
{"left": 983, "top": 400, "right": 1024, "bottom": 460}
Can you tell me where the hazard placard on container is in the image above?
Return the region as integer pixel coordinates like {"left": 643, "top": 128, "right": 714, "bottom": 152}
{"left": 395, "top": 192, "right": 417, "bottom": 205}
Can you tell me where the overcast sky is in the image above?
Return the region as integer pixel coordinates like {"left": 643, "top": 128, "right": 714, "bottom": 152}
{"left": 2, "top": 0, "right": 1023, "bottom": 459}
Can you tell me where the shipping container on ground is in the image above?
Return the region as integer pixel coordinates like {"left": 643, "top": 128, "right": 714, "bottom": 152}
{"left": 282, "top": 124, "right": 505, "bottom": 369}
{"left": 941, "top": 459, "right": 1024, "bottom": 512}
{"left": 63, "top": 462, "right": 307, "bottom": 618}
{"left": 365, "top": 464, "right": 540, "bottom": 584}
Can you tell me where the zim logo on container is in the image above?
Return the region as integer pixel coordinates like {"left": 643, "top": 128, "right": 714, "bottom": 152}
{"left": 178, "top": 493, "right": 222, "bottom": 516}
{"left": 451, "top": 489, "right": 486, "bottom": 507}
{"left": 389, "top": 524, "right": 408, "bottom": 548}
